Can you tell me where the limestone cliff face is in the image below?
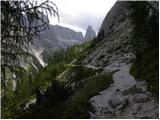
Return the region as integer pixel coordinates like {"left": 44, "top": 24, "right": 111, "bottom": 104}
{"left": 100, "top": 2, "right": 131, "bottom": 36}
{"left": 53, "top": 25, "right": 84, "bottom": 42}
{"left": 53, "top": 25, "right": 84, "bottom": 48}
{"left": 85, "top": 25, "right": 96, "bottom": 41}
{"left": 82, "top": 1, "right": 135, "bottom": 69}
{"left": 32, "top": 25, "right": 85, "bottom": 64}
{"left": 82, "top": 1, "right": 158, "bottom": 69}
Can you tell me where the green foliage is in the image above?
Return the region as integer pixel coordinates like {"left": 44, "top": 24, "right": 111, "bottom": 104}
{"left": 19, "top": 70, "right": 114, "bottom": 119}
{"left": 61, "top": 72, "right": 114, "bottom": 119}
{"left": 64, "top": 65, "right": 103, "bottom": 85}
{"left": 10, "top": 42, "right": 113, "bottom": 118}
{"left": 47, "top": 42, "right": 91, "bottom": 65}
{"left": 129, "top": 2, "right": 159, "bottom": 97}
{"left": 130, "top": 47, "right": 159, "bottom": 96}
{"left": 75, "top": 41, "right": 98, "bottom": 65}
{"left": 130, "top": 2, "right": 159, "bottom": 54}
{"left": 1, "top": 72, "right": 37, "bottom": 118}
{"left": 19, "top": 80, "right": 69, "bottom": 119}
{"left": 1, "top": 1, "right": 59, "bottom": 116}
{"left": 2, "top": 41, "right": 92, "bottom": 119}
{"left": 1, "top": 0, "right": 59, "bottom": 81}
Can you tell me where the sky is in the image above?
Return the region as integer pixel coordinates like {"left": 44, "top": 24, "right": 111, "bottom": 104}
{"left": 49, "top": 0, "right": 117, "bottom": 35}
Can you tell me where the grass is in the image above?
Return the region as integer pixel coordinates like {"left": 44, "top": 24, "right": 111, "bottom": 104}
{"left": 130, "top": 47, "right": 159, "bottom": 96}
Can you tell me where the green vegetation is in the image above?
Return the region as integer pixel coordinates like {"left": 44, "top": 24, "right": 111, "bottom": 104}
{"left": 61, "top": 71, "right": 114, "bottom": 118}
{"left": 2, "top": 38, "right": 114, "bottom": 118}
{"left": 1, "top": 59, "right": 41, "bottom": 118}
{"left": 2, "top": 0, "right": 59, "bottom": 118}
{"left": 1, "top": 0, "right": 58, "bottom": 81}
{"left": 19, "top": 69, "right": 114, "bottom": 119}
{"left": 59, "top": 65, "right": 103, "bottom": 89}
{"left": 3, "top": 1, "right": 159, "bottom": 119}
{"left": 130, "top": 47, "right": 159, "bottom": 96}
{"left": 130, "top": 1, "right": 158, "bottom": 53}
{"left": 129, "top": 2, "right": 159, "bottom": 96}
{"left": 47, "top": 42, "right": 91, "bottom": 65}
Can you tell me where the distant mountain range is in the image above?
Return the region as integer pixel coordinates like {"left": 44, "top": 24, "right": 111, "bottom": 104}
{"left": 32, "top": 24, "right": 96, "bottom": 65}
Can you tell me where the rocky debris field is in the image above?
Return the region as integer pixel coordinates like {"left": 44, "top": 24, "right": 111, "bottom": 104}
{"left": 89, "top": 64, "right": 159, "bottom": 119}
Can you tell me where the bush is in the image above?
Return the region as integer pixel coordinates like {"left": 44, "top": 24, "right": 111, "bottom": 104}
{"left": 60, "top": 72, "right": 114, "bottom": 118}
{"left": 130, "top": 47, "right": 159, "bottom": 96}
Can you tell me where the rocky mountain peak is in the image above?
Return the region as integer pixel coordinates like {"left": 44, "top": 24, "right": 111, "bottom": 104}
{"left": 85, "top": 25, "right": 96, "bottom": 41}
{"left": 53, "top": 25, "right": 84, "bottom": 41}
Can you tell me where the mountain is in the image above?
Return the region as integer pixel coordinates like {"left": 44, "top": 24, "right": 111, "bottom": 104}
{"left": 82, "top": 2, "right": 135, "bottom": 67}
{"left": 31, "top": 25, "right": 60, "bottom": 64}
{"left": 53, "top": 25, "right": 84, "bottom": 41}
{"left": 3, "top": 1, "right": 158, "bottom": 119}
{"left": 35, "top": 25, "right": 60, "bottom": 51}
{"left": 53, "top": 25, "right": 84, "bottom": 48}
{"left": 23, "top": 1, "right": 158, "bottom": 119}
{"left": 81, "top": 1, "right": 159, "bottom": 118}
{"left": 85, "top": 25, "right": 96, "bottom": 41}
{"left": 32, "top": 24, "right": 85, "bottom": 64}
{"left": 22, "top": 1, "right": 158, "bottom": 119}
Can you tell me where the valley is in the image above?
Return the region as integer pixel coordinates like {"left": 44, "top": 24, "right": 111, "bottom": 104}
{"left": 1, "top": 0, "right": 159, "bottom": 119}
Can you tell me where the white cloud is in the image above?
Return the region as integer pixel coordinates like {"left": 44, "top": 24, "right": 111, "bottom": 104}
{"left": 49, "top": 0, "right": 117, "bottom": 34}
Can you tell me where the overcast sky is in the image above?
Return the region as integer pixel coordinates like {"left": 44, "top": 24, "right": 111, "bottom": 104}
{"left": 49, "top": 0, "right": 117, "bottom": 35}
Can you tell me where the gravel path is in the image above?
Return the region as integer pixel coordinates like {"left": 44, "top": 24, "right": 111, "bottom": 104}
{"left": 89, "top": 64, "right": 159, "bottom": 119}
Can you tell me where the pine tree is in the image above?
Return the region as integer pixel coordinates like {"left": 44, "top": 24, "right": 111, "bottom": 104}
{"left": 1, "top": 0, "right": 59, "bottom": 90}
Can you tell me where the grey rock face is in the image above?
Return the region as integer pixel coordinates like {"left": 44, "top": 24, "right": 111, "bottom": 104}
{"left": 36, "top": 24, "right": 85, "bottom": 49}
{"left": 100, "top": 1, "right": 131, "bottom": 36}
{"left": 82, "top": 1, "right": 158, "bottom": 68}
{"left": 53, "top": 25, "right": 85, "bottom": 48}
{"left": 53, "top": 25, "right": 84, "bottom": 41}
{"left": 33, "top": 24, "right": 60, "bottom": 53}
{"left": 82, "top": 2, "right": 135, "bottom": 67}
{"left": 85, "top": 25, "right": 96, "bottom": 41}
{"left": 80, "top": 1, "right": 159, "bottom": 119}
{"left": 132, "top": 93, "right": 149, "bottom": 103}
{"left": 32, "top": 25, "right": 61, "bottom": 64}
{"left": 33, "top": 24, "right": 85, "bottom": 64}
{"left": 40, "top": 25, "right": 59, "bottom": 43}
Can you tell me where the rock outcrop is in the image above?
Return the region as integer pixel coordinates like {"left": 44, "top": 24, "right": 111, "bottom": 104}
{"left": 79, "top": 1, "right": 159, "bottom": 119}
{"left": 82, "top": 1, "right": 158, "bottom": 69}
{"left": 82, "top": 2, "right": 135, "bottom": 68}
{"left": 53, "top": 25, "right": 84, "bottom": 42}
{"left": 85, "top": 25, "right": 96, "bottom": 41}
{"left": 53, "top": 25, "right": 84, "bottom": 48}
